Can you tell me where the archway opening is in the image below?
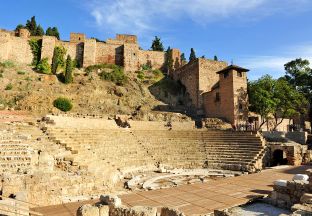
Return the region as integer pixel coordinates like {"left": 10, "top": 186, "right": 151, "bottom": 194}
{"left": 272, "top": 149, "right": 288, "bottom": 166}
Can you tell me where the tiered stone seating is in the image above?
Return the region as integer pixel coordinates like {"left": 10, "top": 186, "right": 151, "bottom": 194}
{"left": 44, "top": 115, "right": 265, "bottom": 175}
{"left": 133, "top": 130, "right": 264, "bottom": 171}
{"left": 46, "top": 128, "right": 156, "bottom": 174}
{"left": 0, "top": 130, "right": 31, "bottom": 173}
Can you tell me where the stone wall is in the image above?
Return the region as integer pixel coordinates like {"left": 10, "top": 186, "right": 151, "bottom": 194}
{"left": 41, "top": 36, "right": 56, "bottom": 63}
{"left": 198, "top": 59, "right": 227, "bottom": 94}
{"left": 0, "top": 31, "right": 33, "bottom": 64}
{"left": 172, "top": 60, "right": 199, "bottom": 108}
{"left": 269, "top": 170, "right": 312, "bottom": 211}
{"left": 70, "top": 33, "right": 86, "bottom": 43}
{"left": 0, "top": 29, "right": 170, "bottom": 72}
{"left": 83, "top": 39, "right": 97, "bottom": 67}
{"left": 138, "top": 50, "right": 166, "bottom": 70}
{"left": 116, "top": 34, "right": 137, "bottom": 44}
{"left": 267, "top": 142, "right": 307, "bottom": 166}
{"left": 203, "top": 69, "right": 248, "bottom": 124}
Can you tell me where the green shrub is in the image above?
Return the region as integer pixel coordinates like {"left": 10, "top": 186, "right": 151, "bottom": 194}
{"left": 0, "top": 61, "right": 15, "bottom": 68}
{"left": 141, "top": 64, "right": 152, "bottom": 71}
{"left": 5, "top": 83, "right": 13, "bottom": 90}
{"left": 0, "top": 74, "right": 3, "bottom": 78}
{"left": 64, "top": 55, "right": 73, "bottom": 84}
{"left": 137, "top": 71, "right": 145, "bottom": 80}
{"left": 153, "top": 77, "right": 183, "bottom": 95}
{"left": 25, "top": 77, "right": 32, "bottom": 81}
{"left": 99, "top": 69, "right": 127, "bottom": 85}
{"left": 28, "top": 39, "right": 42, "bottom": 66}
{"left": 51, "top": 46, "right": 66, "bottom": 74}
{"left": 17, "top": 71, "right": 26, "bottom": 75}
{"left": 53, "top": 97, "right": 73, "bottom": 112}
{"left": 36, "top": 58, "right": 51, "bottom": 74}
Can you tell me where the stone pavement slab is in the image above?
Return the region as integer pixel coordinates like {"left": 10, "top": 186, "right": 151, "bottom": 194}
{"left": 32, "top": 165, "right": 310, "bottom": 216}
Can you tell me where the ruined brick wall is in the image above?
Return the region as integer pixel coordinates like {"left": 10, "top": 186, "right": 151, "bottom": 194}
{"left": 70, "top": 33, "right": 86, "bottom": 43}
{"left": 0, "top": 31, "right": 32, "bottom": 64}
{"left": 83, "top": 39, "right": 96, "bottom": 67}
{"left": 232, "top": 70, "right": 248, "bottom": 124}
{"left": 41, "top": 36, "right": 56, "bottom": 63}
{"left": 172, "top": 60, "right": 200, "bottom": 108}
{"left": 18, "top": 28, "right": 30, "bottom": 38}
{"left": 94, "top": 42, "right": 123, "bottom": 66}
{"left": 56, "top": 41, "right": 84, "bottom": 66}
{"left": 202, "top": 70, "right": 235, "bottom": 123}
{"left": 123, "top": 43, "right": 140, "bottom": 72}
{"left": 203, "top": 69, "right": 248, "bottom": 124}
{"left": 138, "top": 50, "right": 166, "bottom": 70}
{"left": 171, "top": 48, "right": 182, "bottom": 71}
{"left": 198, "top": 59, "right": 227, "bottom": 93}
{"left": 116, "top": 34, "right": 137, "bottom": 44}
{"left": 0, "top": 31, "right": 11, "bottom": 61}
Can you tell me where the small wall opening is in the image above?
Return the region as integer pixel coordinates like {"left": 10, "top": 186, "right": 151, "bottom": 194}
{"left": 272, "top": 149, "right": 288, "bottom": 166}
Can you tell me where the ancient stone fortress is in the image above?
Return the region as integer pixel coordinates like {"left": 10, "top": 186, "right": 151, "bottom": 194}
{"left": 0, "top": 28, "right": 312, "bottom": 216}
{"left": 0, "top": 28, "right": 247, "bottom": 124}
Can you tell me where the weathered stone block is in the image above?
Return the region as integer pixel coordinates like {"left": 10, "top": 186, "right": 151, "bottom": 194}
{"left": 300, "top": 193, "right": 312, "bottom": 204}
{"left": 100, "top": 195, "right": 122, "bottom": 207}
{"left": 77, "top": 204, "right": 99, "bottom": 216}
{"left": 160, "top": 207, "right": 185, "bottom": 216}
{"left": 293, "top": 174, "right": 309, "bottom": 181}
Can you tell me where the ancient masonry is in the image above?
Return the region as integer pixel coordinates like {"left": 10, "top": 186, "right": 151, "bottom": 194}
{"left": 0, "top": 28, "right": 248, "bottom": 124}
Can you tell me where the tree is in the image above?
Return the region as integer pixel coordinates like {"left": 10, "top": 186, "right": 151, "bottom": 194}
{"left": 248, "top": 75, "right": 276, "bottom": 129}
{"left": 151, "top": 36, "right": 164, "bottom": 51}
{"left": 64, "top": 55, "right": 73, "bottom": 84}
{"left": 51, "top": 46, "right": 66, "bottom": 74}
{"left": 165, "top": 47, "right": 173, "bottom": 75}
{"left": 189, "top": 48, "right": 196, "bottom": 62}
{"left": 15, "top": 24, "right": 25, "bottom": 32}
{"left": 26, "top": 16, "right": 37, "bottom": 36}
{"left": 272, "top": 78, "right": 307, "bottom": 130}
{"left": 181, "top": 53, "right": 186, "bottom": 62}
{"left": 35, "top": 25, "right": 44, "bottom": 36}
{"left": 214, "top": 55, "right": 218, "bottom": 61}
{"left": 46, "top": 27, "right": 60, "bottom": 39}
{"left": 249, "top": 75, "right": 308, "bottom": 130}
{"left": 284, "top": 58, "right": 312, "bottom": 122}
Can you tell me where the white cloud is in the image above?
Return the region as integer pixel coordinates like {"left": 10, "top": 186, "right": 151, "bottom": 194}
{"left": 85, "top": 0, "right": 311, "bottom": 35}
{"left": 238, "top": 43, "right": 312, "bottom": 79}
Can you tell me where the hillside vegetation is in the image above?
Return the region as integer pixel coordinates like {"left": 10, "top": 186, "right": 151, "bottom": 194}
{"left": 0, "top": 61, "right": 190, "bottom": 121}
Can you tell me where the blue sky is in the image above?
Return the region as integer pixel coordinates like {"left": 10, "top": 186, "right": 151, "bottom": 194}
{"left": 1, "top": 0, "right": 312, "bottom": 80}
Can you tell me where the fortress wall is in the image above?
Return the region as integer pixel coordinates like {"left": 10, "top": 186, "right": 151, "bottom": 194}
{"left": 198, "top": 59, "right": 227, "bottom": 93}
{"left": 123, "top": 43, "right": 140, "bottom": 72}
{"left": 197, "top": 59, "right": 227, "bottom": 108}
{"left": 56, "top": 41, "right": 84, "bottom": 66}
{"left": 41, "top": 36, "right": 56, "bottom": 63}
{"left": 95, "top": 42, "right": 123, "bottom": 65}
{"left": 83, "top": 39, "right": 96, "bottom": 67}
{"left": 8, "top": 37, "right": 33, "bottom": 64}
{"left": 138, "top": 50, "right": 166, "bottom": 70}
{"left": 0, "top": 32, "right": 11, "bottom": 61}
{"left": 172, "top": 60, "right": 200, "bottom": 108}
{"left": 0, "top": 32, "right": 32, "bottom": 64}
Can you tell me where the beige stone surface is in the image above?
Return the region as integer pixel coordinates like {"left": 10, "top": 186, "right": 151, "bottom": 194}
{"left": 77, "top": 204, "right": 100, "bottom": 216}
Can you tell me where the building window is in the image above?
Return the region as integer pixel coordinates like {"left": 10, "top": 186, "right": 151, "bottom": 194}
{"left": 224, "top": 71, "right": 229, "bottom": 78}
{"left": 78, "top": 37, "right": 81, "bottom": 41}
{"left": 237, "top": 71, "right": 243, "bottom": 77}
{"left": 215, "top": 92, "right": 220, "bottom": 102}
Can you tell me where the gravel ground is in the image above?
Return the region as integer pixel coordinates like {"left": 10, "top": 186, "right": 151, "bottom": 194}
{"left": 229, "top": 202, "right": 291, "bottom": 216}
